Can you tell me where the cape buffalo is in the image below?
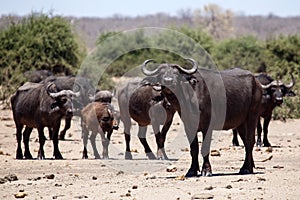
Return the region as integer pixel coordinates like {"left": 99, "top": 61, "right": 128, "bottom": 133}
{"left": 118, "top": 78, "right": 176, "bottom": 160}
{"left": 11, "top": 82, "right": 79, "bottom": 159}
{"left": 232, "top": 73, "right": 296, "bottom": 147}
{"left": 141, "top": 59, "right": 262, "bottom": 177}
{"left": 41, "top": 76, "right": 95, "bottom": 140}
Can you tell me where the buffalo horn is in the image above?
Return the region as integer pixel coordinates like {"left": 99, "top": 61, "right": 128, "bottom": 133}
{"left": 141, "top": 59, "right": 160, "bottom": 76}
{"left": 47, "top": 83, "right": 80, "bottom": 98}
{"left": 179, "top": 58, "right": 198, "bottom": 74}
{"left": 285, "top": 73, "right": 295, "bottom": 89}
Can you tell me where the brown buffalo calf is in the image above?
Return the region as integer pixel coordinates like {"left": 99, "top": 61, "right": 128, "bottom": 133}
{"left": 81, "top": 102, "right": 115, "bottom": 159}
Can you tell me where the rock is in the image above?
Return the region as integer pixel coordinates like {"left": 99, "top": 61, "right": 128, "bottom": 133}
{"left": 166, "top": 165, "right": 177, "bottom": 172}
{"left": 257, "top": 177, "right": 266, "bottom": 181}
{"left": 175, "top": 175, "right": 185, "bottom": 181}
{"left": 273, "top": 165, "right": 284, "bottom": 169}
{"left": 14, "top": 192, "right": 27, "bottom": 198}
{"left": 226, "top": 185, "right": 233, "bottom": 189}
{"left": 92, "top": 176, "right": 97, "bottom": 180}
{"left": 191, "top": 193, "right": 214, "bottom": 199}
{"left": 204, "top": 186, "right": 214, "bottom": 190}
{"left": 211, "top": 150, "right": 220, "bottom": 156}
{"left": 265, "top": 147, "right": 273, "bottom": 153}
{"left": 117, "top": 171, "right": 124, "bottom": 175}
{"left": 4, "top": 174, "right": 18, "bottom": 181}
{"left": 130, "top": 149, "right": 139, "bottom": 153}
{"left": 45, "top": 174, "right": 55, "bottom": 179}
{"left": 181, "top": 147, "right": 189, "bottom": 152}
{"left": 0, "top": 178, "right": 7, "bottom": 184}
{"left": 132, "top": 185, "right": 138, "bottom": 189}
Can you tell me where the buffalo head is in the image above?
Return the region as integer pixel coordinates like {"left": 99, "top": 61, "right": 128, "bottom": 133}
{"left": 141, "top": 58, "right": 198, "bottom": 89}
{"left": 260, "top": 73, "right": 296, "bottom": 106}
{"left": 46, "top": 82, "right": 80, "bottom": 116}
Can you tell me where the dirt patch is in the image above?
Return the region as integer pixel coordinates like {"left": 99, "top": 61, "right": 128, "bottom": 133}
{"left": 0, "top": 108, "right": 299, "bottom": 199}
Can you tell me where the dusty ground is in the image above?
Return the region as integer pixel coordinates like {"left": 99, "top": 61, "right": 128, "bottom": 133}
{"left": 0, "top": 104, "right": 300, "bottom": 200}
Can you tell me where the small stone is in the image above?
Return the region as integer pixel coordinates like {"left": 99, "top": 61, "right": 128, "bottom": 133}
{"left": 166, "top": 165, "right": 177, "bottom": 172}
{"left": 257, "top": 177, "right": 266, "bottom": 181}
{"left": 117, "top": 171, "right": 124, "bottom": 175}
{"left": 211, "top": 149, "right": 220, "bottom": 156}
{"left": 0, "top": 178, "right": 7, "bottom": 184}
{"left": 175, "top": 175, "right": 185, "bottom": 181}
{"left": 132, "top": 185, "right": 138, "bottom": 189}
{"left": 5, "top": 174, "right": 18, "bottom": 181}
{"left": 45, "top": 174, "right": 55, "bottom": 179}
{"left": 191, "top": 193, "right": 214, "bottom": 199}
{"left": 265, "top": 147, "right": 273, "bottom": 153}
{"left": 226, "top": 185, "right": 233, "bottom": 189}
{"left": 273, "top": 165, "right": 284, "bottom": 169}
{"left": 181, "top": 148, "right": 189, "bottom": 152}
{"left": 92, "top": 176, "right": 97, "bottom": 180}
{"left": 204, "top": 186, "right": 214, "bottom": 190}
{"left": 130, "top": 149, "right": 139, "bottom": 153}
{"left": 14, "top": 192, "right": 27, "bottom": 198}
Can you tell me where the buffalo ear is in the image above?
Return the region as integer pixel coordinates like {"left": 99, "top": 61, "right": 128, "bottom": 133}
{"left": 286, "top": 91, "right": 296, "bottom": 97}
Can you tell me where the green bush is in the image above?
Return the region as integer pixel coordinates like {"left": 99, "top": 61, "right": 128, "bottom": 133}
{"left": 0, "top": 12, "right": 85, "bottom": 102}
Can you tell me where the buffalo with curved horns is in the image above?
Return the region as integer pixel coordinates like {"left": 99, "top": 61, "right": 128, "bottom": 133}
{"left": 141, "top": 59, "right": 262, "bottom": 177}
{"left": 11, "top": 82, "right": 79, "bottom": 159}
{"left": 232, "top": 73, "right": 296, "bottom": 147}
{"left": 118, "top": 78, "right": 176, "bottom": 160}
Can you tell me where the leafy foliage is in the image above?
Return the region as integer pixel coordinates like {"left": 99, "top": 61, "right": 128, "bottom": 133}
{"left": 0, "top": 13, "right": 85, "bottom": 102}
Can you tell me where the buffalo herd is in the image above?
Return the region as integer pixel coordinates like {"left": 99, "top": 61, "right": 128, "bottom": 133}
{"left": 11, "top": 61, "right": 296, "bottom": 177}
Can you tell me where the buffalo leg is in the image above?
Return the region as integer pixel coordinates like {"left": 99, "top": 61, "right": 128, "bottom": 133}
{"left": 82, "top": 126, "right": 89, "bottom": 159}
{"left": 100, "top": 130, "right": 112, "bottom": 159}
{"left": 52, "top": 124, "right": 63, "bottom": 159}
{"left": 16, "top": 124, "right": 24, "bottom": 159}
{"left": 124, "top": 133, "right": 133, "bottom": 159}
{"left": 59, "top": 117, "right": 71, "bottom": 140}
{"left": 23, "top": 127, "right": 33, "bottom": 159}
{"left": 123, "top": 115, "right": 133, "bottom": 159}
{"left": 262, "top": 116, "right": 272, "bottom": 147}
{"left": 256, "top": 118, "right": 263, "bottom": 147}
{"left": 232, "top": 128, "right": 240, "bottom": 146}
{"left": 201, "top": 129, "right": 213, "bottom": 176}
{"left": 138, "top": 126, "right": 156, "bottom": 160}
{"left": 238, "top": 121, "right": 256, "bottom": 174}
{"left": 185, "top": 135, "right": 200, "bottom": 177}
{"left": 37, "top": 127, "right": 46, "bottom": 159}
{"left": 155, "top": 117, "right": 173, "bottom": 160}
{"left": 90, "top": 132, "right": 100, "bottom": 159}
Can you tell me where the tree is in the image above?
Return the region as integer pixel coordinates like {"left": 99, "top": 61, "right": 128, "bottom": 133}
{"left": 212, "top": 35, "right": 265, "bottom": 71}
{"left": 0, "top": 12, "right": 85, "bottom": 102}
{"left": 193, "top": 4, "right": 234, "bottom": 39}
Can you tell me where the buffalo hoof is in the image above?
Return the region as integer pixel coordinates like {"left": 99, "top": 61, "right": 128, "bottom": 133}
{"left": 185, "top": 169, "right": 199, "bottom": 178}
{"left": 24, "top": 153, "right": 33, "bottom": 159}
{"left": 54, "top": 153, "right": 63, "bottom": 160}
{"left": 38, "top": 151, "right": 45, "bottom": 160}
{"left": 102, "top": 156, "right": 109, "bottom": 160}
{"left": 59, "top": 134, "right": 65, "bottom": 140}
{"left": 146, "top": 152, "right": 156, "bottom": 160}
{"left": 239, "top": 168, "right": 253, "bottom": 175}
{"left": 16, "top": 150, "right": 23, "bottom": 159}
{"left": 201, "top": 170, "right": 212, "bottom": 177}
{"left": 263, "top": 141, "right": 271, "bottom": 147}
{"left": 125, "top": 151, "right": 133, "bottom": 160}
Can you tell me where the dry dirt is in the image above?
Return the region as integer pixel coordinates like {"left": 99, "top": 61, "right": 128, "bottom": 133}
{"left": 0, "top": 105, "right": 300, "bottom": 200}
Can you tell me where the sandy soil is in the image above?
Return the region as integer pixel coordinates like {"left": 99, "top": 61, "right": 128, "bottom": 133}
{"left": 0, "top": 104, "right": 300, "bottom": 200}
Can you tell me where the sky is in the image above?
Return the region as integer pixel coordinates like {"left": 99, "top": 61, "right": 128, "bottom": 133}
{"left": 0, "top": 0, "right": 299, "bottom": 18}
